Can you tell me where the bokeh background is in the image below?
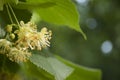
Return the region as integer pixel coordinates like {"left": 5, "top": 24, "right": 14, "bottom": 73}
{"left": 49, "top": 0, "right": 120, "bottom": 80}
{"left": 0, "top": 0, "right": 120, "bottom": 80}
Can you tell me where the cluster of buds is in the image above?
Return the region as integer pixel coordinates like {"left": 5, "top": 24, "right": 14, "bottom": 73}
{"left": 0, "top": 21, "right": 52, "bottom": 62}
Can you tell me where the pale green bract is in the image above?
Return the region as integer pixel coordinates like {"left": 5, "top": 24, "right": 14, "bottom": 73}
{"left": 30, "top": 54, "right": 74, "bottom": 80}
{"left": 29, "top": 53, "right": 101, "bottom": 80}
{"left": 56, "top": 55, "right": 102, "bottom": 80}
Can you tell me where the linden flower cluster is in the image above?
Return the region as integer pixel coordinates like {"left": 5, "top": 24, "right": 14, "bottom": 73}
{"left": 0, "top": 21, "right": 52, "bottom": 62}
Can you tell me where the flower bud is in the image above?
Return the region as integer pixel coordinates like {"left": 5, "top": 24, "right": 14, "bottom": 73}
{"left": 10, "top": 33, "right": 15, "bottom": 40}
{"left": 6, "top": 25, "right": 12, "bottom": 33}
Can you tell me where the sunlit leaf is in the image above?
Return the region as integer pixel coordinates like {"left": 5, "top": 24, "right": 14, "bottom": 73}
{"left": 31, "top": 0, "right": 86, "bottom": 39}
{"left": 13, "top": 0, "right": 86, "bottom": 39}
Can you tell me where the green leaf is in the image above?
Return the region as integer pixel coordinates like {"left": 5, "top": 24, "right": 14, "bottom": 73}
{"left": 19, "top": 61, "right": 54, "bottom": 80}
{"left": 30, "top": 54, "right": 74, "bottom": 80}
{"left": 16, "top": 0, "right": 86, "bottom": 39}
{"left": 6, "top": 0, "right": 18, "bottom": 4}
{"left": 0, "top": 0, "right": 4, "bottom": 10}
{"left": 12, "top": 1, "right": 56, "bottom": 9}
{"left": 56, "top": 55, "right": 102, "bottom": 80}
{"left": 0, "top": 0, "right": 18, "bottom": 11}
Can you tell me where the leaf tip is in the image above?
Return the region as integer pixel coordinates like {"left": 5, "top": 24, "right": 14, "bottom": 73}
{"left": 76, "top": 27, "right": 87, "bottom": 40}
{"left": 81, "top": 31, "right": 87, "bottom": 40}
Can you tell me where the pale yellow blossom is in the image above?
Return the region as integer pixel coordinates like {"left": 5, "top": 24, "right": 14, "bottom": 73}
{"left": 0, "top": 39, "right": 12, "bottom": 54}
{"left": 0, "top": 21, "right": 52, "bottom": 62}
{"left": 7, "top": 47, "right": 31, "bottom": 62}
{"left": 16, "top": 21, "right": 52, "bottom": 50}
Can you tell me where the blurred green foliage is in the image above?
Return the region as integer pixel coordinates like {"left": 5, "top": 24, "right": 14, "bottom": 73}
{"left": 48, "top": 0, "right": 120, "bottom": 80}
{"left": 0, "top": 0, "right": 119, "bottom": 80}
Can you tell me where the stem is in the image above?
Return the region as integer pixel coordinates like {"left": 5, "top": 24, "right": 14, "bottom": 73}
{"left": 1, "top": 56, "right": 6, "bottom": 72}
{"left": 7, "top": 3, "right": 20, "bottom": 26}
{"left": 6, "top": 4, "right": 14, "bottom": 24}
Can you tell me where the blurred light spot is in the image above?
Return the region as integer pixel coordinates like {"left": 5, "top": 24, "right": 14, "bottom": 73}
{"left": 101, "top": 40, "right": 113, "bottom": 54}
{"left": 76, "top": 0, "right": 87, "bottom": 4}
{"left": 86, "top": 18, "right": 97, "bottom": 29}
